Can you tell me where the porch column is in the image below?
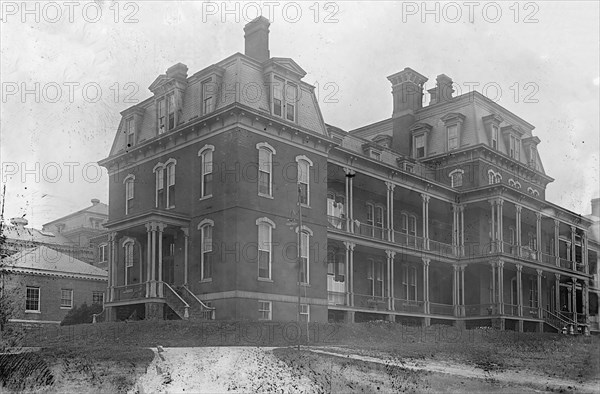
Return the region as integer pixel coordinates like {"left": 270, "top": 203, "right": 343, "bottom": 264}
{"left": 386, "top": 182, "right": 395, "bottom": 242}
{"left": 516, "top": 264, "right": 523, "bottom": 317}
{"left": 146, "top": 224, "right": 152, "bottom": 297}
{"left": 344, "top": 241, "right": 355, "bottom": 307}
{"left": 515, "top": 205, "right": 522, "bottom": 257}
{"left": 554, "top": 219, "right": 560, "bottom": 266}
{"left": 452, "top": 203, "right": 458, "bottom": 256}
{"left": 554, "top": 273, "right": 561, "bottom": 313}
{"left": 182, "top": 227, "right": 189, "bottom": 286}
{"left": 386, "top": 250, "right": 396, "bottom": 310}
{"left": 571, "top": 226, "right": 577, "bottom": 270}
{"left": 571, "top": 277, "right": 577, "bottom": 321}
{"left": 459, "top": 204, "right": 465, "bottom": 256}
{"left": 108, "top": 232, "right": 117, "bottom": 302}
{"left": 583, "top": 280, "right": 589, "bottom": 321}
{"left": 157, "top": 223, "right": 165, "bottom": 297}
{"left": 497, "top": 199, "right": 504, "bottom": 252}
{"left": 582, "top": 230, "right": 588, "bottom": 274}
{"left": 536, "top": 213, "right": 542, "bottom": 262}
{"left": 498, "top": 260, "right": 505, "bottom": 314}
{"left": 490, "top": 200, "right": 496, "bottom": 252}
{"left": 422, "top": 258, "right": 430, "bottom": 314}
{"left": 150, "top": 222, "right": 157, "bottom": 297}
{"left": 460, "top": 265, "right": 465, "bottom": 317}
{"left": 344, "top": 168, "right": 355, "bottom": 233}
{"left": 536, "top": 269, "right": 543, "bottom": 318}
{"left": 491, "top": 261, "right": 497, "bottom": 305}
{"left": 452, "top": 264, "right": 459, "bottom": 316}
{"left": 421, "top": 193, "right": 430, "bottom": 249}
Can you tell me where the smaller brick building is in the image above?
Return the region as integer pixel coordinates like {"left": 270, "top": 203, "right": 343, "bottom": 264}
{"left": 0, "top": 246, "right": 108, "bottom": 325}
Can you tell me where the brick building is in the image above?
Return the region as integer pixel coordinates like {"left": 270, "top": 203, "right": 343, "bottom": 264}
{"left": 99, "top": 17, "right": 599, "bottom": 333}
{"left": 0, "top": 246, "right": 108, "bottom": 325}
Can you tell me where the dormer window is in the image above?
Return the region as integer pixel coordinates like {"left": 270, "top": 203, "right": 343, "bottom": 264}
{"left": 509, "top": 134, "right": 520, "bottom": 160}
{"left": 202, "top": 78, "right": 215, "bottom": 115}
{"left": 482, "top": 114, "right": 503, "bottom": 151}
{"left": 167, "top": 93, "right": 175, "bottom": 130}
{"left": 272, "top": 76, "right": 297, "bottom": 123}
{"left": 157, "top": 93, "right": 176, "bottom": 134}
{"left": 158, "top": 98, "right": 166, "bottom": 134}
{"left": 371, "top": 151, "right": 381, "bottom": 161}
{"left": 491, "top": 125, "right": 498, "bottom": 149}
{"left": 501, "top": 125, "right": 524, "bottom": 161}
{"left": 125, "top": 117, "right": 135, "bottom": 147}
{"left": 441, "top": 113, "right": 466, "bottom": 152}
{"left": 415, "top": 135, "right": 426, "bottom": 158}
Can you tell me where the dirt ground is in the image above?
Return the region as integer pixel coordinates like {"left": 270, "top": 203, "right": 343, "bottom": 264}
{"left": 130, "top": 346, "right": 600, "bottom": 393}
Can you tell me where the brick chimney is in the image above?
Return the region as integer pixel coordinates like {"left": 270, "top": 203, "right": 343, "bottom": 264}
{"left": 166, "top": 63, "right": 188, "bottom": 82}
{"left": 592, "top": 198, "right": 600, "bottom": 217}
{"left": 10, "top": 217, "right": 28, "bottom": 228}
{"left": 387, "top": 68, "right": 428, "bottom": 155}
{"left": 436, "top": 74, "right": 454, "bottom": 103}
{"left": 244, "top": 16, "right": 270, "bottom": 63}
{"left": 91, "top": 198, "right": 100, "bottom": 205}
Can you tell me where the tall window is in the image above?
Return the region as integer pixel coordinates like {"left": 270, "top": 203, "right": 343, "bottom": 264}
{"left": 449, "top": 169, "right": 463, "bottom": 188}
{"left": 124, "top": 175, "right": 135, "bottom": 215}
{"left": 257, "top": 218, "right": 275, "bottom": 280}
{"left": 258, "top": 300, "right": 272, "bottom": 320}
{"left": 124, "top": 241, "right": 134, "bottom": 268}
{"left": 296, "top": 156, "right": 312, "bottom": 206}
{"left": 327, "top": 249, "right": 345, "bottom": 282}
{"left": 285, "top": 83, "right": 297, "bottom": 122}
{"left": 98, "top": 243, "right": 107, "bottom": 263}
{"left": 491, "top": 125, "right": 498, "bottom": 149}
{"left": 60, "top": 289, "right": 73, "bottom": 309}
{"left": 529, "top": 278, "right": 538, "bottom": 307}
{"left": 415, "top": 135, "right": 425, "bottom": 158}
{"left": 166, "top": 162, "right": 176, "bottom": 208}
{"left": 366, "top": 203, "right": 374, "bottom": 227}
{"left": 400, "top": 213, "right": 408, "bottom": 233}
{"left": 126, "top": 117, "right": 135, "bottom": 147}
{"left": 509, "top": 135, "right": 520, "bottom": 160}
{"left": 257, "top": 143, "right": 275, "bottom": 197}
{"left": 368, "top": 260, "right": 384, "bottom": 298}
{"left": 199, "top": 220, "right": 214, "bottom": 280}
{"left": 199, "top": 145, "right": 214, "bottom": 199}
{"left": 167, "top": 93, "right": 175, "bottom": 130}
{"left": 26, "top": 287, "right": 40, "bottom": 312}
{"left": 401, "top": 266, "right": 417, "bottom": 301}
{"left": 447, "top": 125, "right": 458, "bottom": 150}
{"left": 408, "top": 215, "right": 417, "bottom": 236}
{"left": 273, "top": 76, "right": 284, "bottom": 117}
{"left": 155, "top": 165, "right": 165, "bottom": 208}
{"left": 158, "top": 98, "right": 166, "bottom": 134}
{"left": 299, "top": 230, "right": 310, "bottom": 284}
{"left": 202, "top": 79, "right": 214, "bottom": 115}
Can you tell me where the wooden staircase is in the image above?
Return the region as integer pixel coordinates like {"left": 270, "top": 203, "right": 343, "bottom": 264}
{"left": 176, "top": 285, "right": 215, "bottom": 320}
{"left": 542, "top": 309, "right": 583, "bottom": 334}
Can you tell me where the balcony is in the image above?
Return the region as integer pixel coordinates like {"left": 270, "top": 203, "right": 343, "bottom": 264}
{"left": 327, "top": 215, "right": 347, "bottom": 231}
{"left": 540, "top": 252, "right": 555, "bottom": 265}
{"left": 354, "top": 293, "right": 388, "bottom": 311}
{"left": 328, "top": 291, "right": 346, "bottom": 306}
{"left": 113, "top": 283, "right": 147, "bottom": 301}
{"left": 429, "top": 302, "right": 454, "bottom": 316}
{"left": 394, "top": 231, "right": 425, "bottom": 250}
{"left": 559, "top": 258, "right": 573, "bottom": 270}
{"left": 393, "top": 299, "right": 424, "bottom": 313}
{"left": 357, "top": 223, "right": 387, "bottom": 240}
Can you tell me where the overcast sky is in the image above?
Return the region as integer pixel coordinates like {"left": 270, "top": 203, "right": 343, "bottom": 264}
{"left": 1, "top": 1, "right": 598, "bottom": 228}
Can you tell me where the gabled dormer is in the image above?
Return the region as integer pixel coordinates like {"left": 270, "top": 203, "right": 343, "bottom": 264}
{"left": 149, "top": 63, "right": 189, "bottom": 135}
{"left": 120, "top": 106, "right": 145, "bottom": 148}
{"left": 523, "top": 136, "right": 542, "bottom": 172}
{"left": 440, "top": 112, "right": 466, "bottom": 152}
{"left": 482, "top": 113, "right": 503, "bottom": 151}
{"left": 501, "top": 124, "right": 525, "bottom": 161}
{"left": 410, "top": 122, "right": 433, "bottom": 159}
{"left": 190, "top": 64, "right": 225, "bottom": 118}
{"left": 262, "top": 58, "right": 306, "bottom": 123}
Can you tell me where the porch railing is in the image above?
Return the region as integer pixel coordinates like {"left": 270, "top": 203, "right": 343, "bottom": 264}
{"left": 113, "top": 283, "right": 146, "bottom": 301}
{"left": 523, "top": 306, "right": 540, "bottom": 318}
{"left": 327, "top": 291, "right": 346, "bottom": 306}
{"left": 354, "top": 293, "right": 388, "bottom": 311}
{"left": 394, "top": 232, "right": 424, "bottom": 250}
{"left": 428, "top": 240, "right": 454, "bottom": 258}
{"left": 393, "top": 299, "right": 424, "bottom": 313}
{"left": 540, "top": 252, "right": 555, "bottom": 265}
{"left": 559, "top": 258, "right": 572, "bottom": 270}
{"left": 163, "top": 282, "right": 189, "bottom": 320}
{"left": 429, "top": 302, "right": 454, "bottom": 316}
{"left": 518, "top": 247, "right": 537, "bottom": 261}
{"left": 180, "top": 285, "right": 215, "bottom": 320}
{"left": 504, "top": 303, "right": 518, "bottom": 316}
{"left": 464, "top": 303, "right": 497, "bottom": 317}
{"left": 327, "top": 215, "right": 347, "bottom": 231}
{"left": 357, "top": 223, "right": 387, "bottom": 240}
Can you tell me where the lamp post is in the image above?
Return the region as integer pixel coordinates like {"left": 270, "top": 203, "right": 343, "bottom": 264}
{"left": 287, "top": 182, "right": 308, "bottom": 350}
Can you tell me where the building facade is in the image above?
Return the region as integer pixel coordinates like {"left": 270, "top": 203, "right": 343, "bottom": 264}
{"left": 99, "top": 17, "right": 599, "bottom": 333}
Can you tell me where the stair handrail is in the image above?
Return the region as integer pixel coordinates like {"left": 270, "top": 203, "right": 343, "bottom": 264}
{"left": 163, "top": 282, "right": 190, "bottom": 319}
{"left": 544, "top": 309, "right": 576, "bottom": 327}
{"left": 182, "top": 285, "right": 215, "bottom": 311}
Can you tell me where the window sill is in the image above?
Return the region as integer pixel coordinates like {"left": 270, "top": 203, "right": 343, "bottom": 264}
{"left": 258, "top": 193, "right": 274, "bottom": 199}
{"left": 297, "top": 282, "right": 311, "bottom": 287}
{"left": 60, "top": 307, "right": 73, "bottom": 310}
{"left": 25, "top": 310, "right": 41, "bottom": 314}
{"left": 200, "top": 278, "right": 213, "bottom": 283}
{"left": 258, "top": 278, "right": 273, "bottom": 282}
{"left": 199, "top": 195, "right": 213, "bottom": 201}
{"left": 300, "top": 204, "right": 311, "bottom": 209}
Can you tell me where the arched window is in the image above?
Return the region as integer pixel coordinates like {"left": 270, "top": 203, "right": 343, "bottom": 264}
{"left": 257, "top": 143, "right": 276, "bottom": 197}
{"left": 198, "top": 219, "right": 214, "bottom": 280}
{"left": 295, "top": 226, "right": 313, "bottom": 284}
{"left": 123, "top": 174, "right": 135, "bottom": 215}
{"left": 123, "top": 238, "right": 135, "bottom": 285}
{"left": 295, "top": 155, "right": 313, "bottom": 206}
{"left": 165, "top": 159, "right": 176, "bottom": 208}
{"left": 256, "top": 217, "right": 276, "bottom": 280}
{"left": 449, "top": 169, "right": 464, "bottom": 188}
{"left": 199, "top": 145, "right": 215, "bottom": 199}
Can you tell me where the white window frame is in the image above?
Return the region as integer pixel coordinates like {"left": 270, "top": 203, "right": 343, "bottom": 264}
{"left": 157, "top": 97, "right": 166, "bottom": 134}
{"left": 414, "top": 134, "right": 426, "bottom": 159}
{"left": 296, "top": 225, "right": 313, "bottom": 284}
{"left": 199, "top": 145, "right": 215, "bottom": 200}
{"left": 92, "top": 291, "right": 104, "bottom": 305}
{"left": 165, "top": 159, "right": 177, "bottom": 209}
{"left": 98, "top": 243, "right": 107, "bottom": 263}
{"left": 126, "top": 117, "right": 135, "bottom": 147}
{"left": 60, "top": 289, "right": 73, "bottom": 309}
{"left": 449, "top": 169, "right": 464, "bottom": 188}
{"left": 258, "top": 300, "right": 272, "bottom": 320}
{"left": 256, "top": 142, "right": 276, "bottom": 198}
{"left": 491, "top": 124, "right": 499, "bottom": 149}
{"left": 256, "top": 217, "right": 276, "bottom": 280}
{"left": 154, "top": 162, "right": 165, "bottom": 208}
{"left": 509, "top": 135, "right": 521, "bottom": 160}
{"left": 272, "top": 76, "right": 298, "bottom": 123}
{"left": 25, "top": 286, "right": 40, "bottom": 313}
{"left": 369, "top": 260, "right": 384, "bottom": 298}
{"left": 529, "top": 277, "right": 538, "bottom": 308}
{"left": 401, "top": 266, "right": 417, "bottom": 301}
{"left": 167, "top": 92, "right": 175, "bottom": 131}
{"left": 285, "top": 82, "right": 298, "bottom": 122}
{"left": 295, "top": 155, "right": 313, "bottom": 207}
{"left": 198, "top": 219, "right": 214, "bottom": 281}
{"left": 447, "top": 124, "right": 459, "bottom": 150}
{"left": 300, "top": 304, "right": 310, "bottom": 322}
{"left": 124, "top": 174, "right": 135, "bottom": 215}
{"left": 202, "top": 78, "right": 215, "bottom": 115}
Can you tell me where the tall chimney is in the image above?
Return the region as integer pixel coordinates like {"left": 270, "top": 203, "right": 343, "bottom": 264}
{"left": 592, "top": 198, "right": 600, "bottom": 217}
{"left": 387, "top": 68, "right": 428, "bottom": 155}
{"left": 436, "top": 74, "right": 454, "bottom": 102}
{"left": 91, "top": 198, "right": 100, "bottom": 205}
{"left": 244, "top": 16, "right": 270, "bottom": 63}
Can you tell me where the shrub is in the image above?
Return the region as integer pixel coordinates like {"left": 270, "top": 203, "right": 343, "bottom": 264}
{"left": 60, "top": 303, "right": 103, "bottom": 326}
